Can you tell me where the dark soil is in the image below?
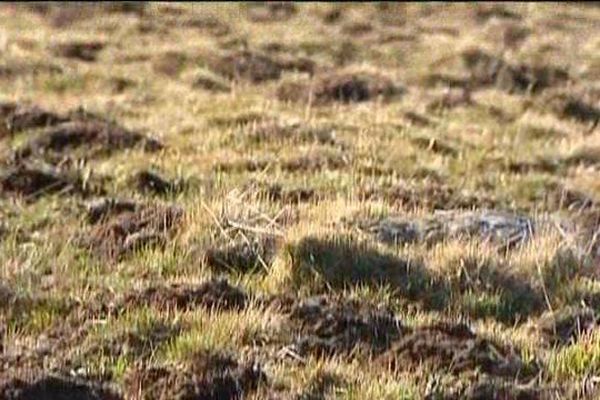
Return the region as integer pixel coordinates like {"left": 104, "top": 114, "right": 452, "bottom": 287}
{"left": 255, "top": 183, "right": 316, "bottom": 204}
{"left": 124, "top": 349, "right": 265, "bottom": 400}
{"left": 546, "top": 92, "right": 600, "bottom": 125}
{"left": 133, "top": 170, "right": 183, "bottom": 196}
{"left": 192, "top": 73, "right": 231, "bottom": 92}
{"left": 204, "top": 235, "right": 279, "bottom": 273}
{"left": 1, "top": 102, "right": 68, "bottom": 136}
{"left": 216, "top": 152, "right": 348, "bottom": 174}
{"left": 85, "top": 198, "right": 139, "bottom": 224}
{"left": 278, "top": 71, "right": 403, "bottom": 104}
{"left": 209, "top": 50, "right": 313, "bottom": 83}
{"left": 276, "top": 296, "right": 404, "bottom": 357}
{"left": 281, "top": 152, "right": 349, "bottom": 172}
{"left": 0, "top": 375, "right": 121, "bottom": 400}
{"left": 51, "top": 41, "right": 105, "bottom": 62}
{"left": 120, "top": 278, "right": 248, "bottom": 312}
{"left": 79, "top": 202, "right": 182, "bottom": 260}
{"left": 15, "top": 120, "right": 163, "bottom": 163}
{"left": 378, "top": 323, "right": 535, "bottom": 378}
{"left": 462, "top": 49, "right": 569, "bottom": 93}
{"left": 0, "top": 163, "right": 95, "bottom": 199}
{"left": 213, "top": 158, "right": 270, "bottom": 174}
{"left": 341, "top": 21, "right": 374, "bottom": 36}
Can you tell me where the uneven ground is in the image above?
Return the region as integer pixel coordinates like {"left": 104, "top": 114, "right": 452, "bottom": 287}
{"left": 1, "top": 2, "right": 600, "bottom": 399}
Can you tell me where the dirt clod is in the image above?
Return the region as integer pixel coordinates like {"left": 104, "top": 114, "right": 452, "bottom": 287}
{"left": 204, "top": 235, "right": 278, "bottom": 273}
{"left": 278, "top": 71, "right": 403, "bottom": 104}
{"left": 1, "top": 102, "right": 68, "bottom": 136}
{"left": 279, "top": 296, "right": 404, "bottom": 357}
{"left": 79, "top": 202, "right": 182, "bottom": 260}
{"left": 124, "top": 349, "right": 265, "bottom": 400}
{"left": 0, "top": 375, "right": 122, "bottom": 400}
{"left": 134, "top": 170, "right": 182, "bottom": 196}
{"left": 256, "top": 183, "right": 316, "bottom": 204}
{"left": 379, "top": 323, "right": 533, "bottom": 378}
{"left": 85, "top": 198, "right": 139, "bottom": 224}
{"left": 52, "top": 41, "right": 105, "bottom": 62}
{"left": 15, "top": 120, "right": 163, "bottom": 163}
{"left": 546, "top": 92, "right": 600, "bottom": 125}
{"left": 121, "top": 278, "right": 248, "bottom": 312}
{"left": 0, "top": 163, "right": 92, "bottom": 199}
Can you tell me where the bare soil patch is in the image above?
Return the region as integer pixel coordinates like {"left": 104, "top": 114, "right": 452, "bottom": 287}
{"left": 15, "top": 120, "right": 163, "bottom": 164}
{"left": 0, "top": 163, "right": 98, "bottom": 199}
{"left": 124, "top": 349, "right": 265, "bottom": 400}
{"left": 0, "top": 375, "right": 121, "bottom": 400}
{"left": 51, "top": 41, "right": 105, "bottom": 62}
{"left": 378, "top": 323, "right": 535, "bottom": 378}
{"left": 208, "top": 50, "right": 314, "bottom": 83}
{"left": 133, "top": 170, "right": 184, "bottom": 196}
{"left": 278, "top": 71, "right": 403, "bottom": 104}
{"left": 119, "top": 278, "right": 248, "bottom": 312}
{"left": 1, "top": 102, "right": 68, "bottom": 137}
{"left": 285, "top": 296, "right": 404, "bottom": 357}
{"left": 204, "top": 234, "right": 279, "bottom": 274}
{"left": 79, "top": 201, "right": 182, "bottom": 260}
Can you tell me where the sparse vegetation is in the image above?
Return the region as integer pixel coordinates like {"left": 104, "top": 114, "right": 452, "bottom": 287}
{"left": 1, "top": 3, "right": 600, "bottom": 399}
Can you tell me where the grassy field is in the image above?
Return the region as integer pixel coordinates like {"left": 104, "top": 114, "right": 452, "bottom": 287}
{"left": 1, "top": 2, "right": 600, "bottom": 399}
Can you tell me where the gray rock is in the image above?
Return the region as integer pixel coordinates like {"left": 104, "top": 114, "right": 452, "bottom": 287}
{"left": 363, "top": 210, "right": 535, "bottom": 248}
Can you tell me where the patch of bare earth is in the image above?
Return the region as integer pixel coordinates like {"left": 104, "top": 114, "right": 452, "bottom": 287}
{"left": 0, "top": 375, "right": 121, "bottom": 400}
{"left": 0, "top": 163, "right": 101, "bottom": 199}
{"left": 378, "top": 323, "right": 536, "bottom": 379}
{"left": 78, "top": 199, "right": 183, "bottom": 260}
{"left": 118, "top": 278, "right": 249, "bottom": 312}
{"left": 277, "top": 71, "right": 403, "bottom": 104}
{"left": 272, "top": 295, "right": 404, "bottom": 358}
{"left": 124, "top": 349, "right": 265, "bottom": 400}
{"left": 15, "top": 119, "right": 162, "bottom": 164}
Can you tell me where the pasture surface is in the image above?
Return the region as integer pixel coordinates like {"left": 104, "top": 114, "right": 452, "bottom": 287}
{"left": 1, "top": 3, "right": 600, "bottom": 399}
